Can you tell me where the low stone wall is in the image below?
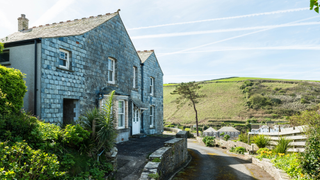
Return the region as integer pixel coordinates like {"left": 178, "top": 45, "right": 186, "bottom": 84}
{"left": 163, "top": 127, "right": 182, "bottom": 133}
{"left": 140, "top": 131, "right": 188, "bottom": 180}
{"left": 217, "top": 139, "right": 259, "bottom": 152}
{"left": 252, "top": 157, "right": 290, "bottom": 180}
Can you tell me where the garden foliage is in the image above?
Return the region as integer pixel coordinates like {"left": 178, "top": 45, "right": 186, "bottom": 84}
{"left": 273, "top": 137, "right": 291, "bottom": 154}
{"left": 223, "top": 134, "right": 230, "bottom": 141}
{"left": 230, "top": 146, "right": 246, "bottom": 154}
{"left": 202, "top": 136, "right": 215, "bottom": 147}
{"left": 0, "top": 66, "right": 27, "bottom": 114}
{"left": 253, "top": 134, "right": 270, "bottom": 148}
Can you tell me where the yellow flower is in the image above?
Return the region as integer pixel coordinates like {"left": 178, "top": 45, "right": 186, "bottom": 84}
{"left": 301, "top": 173, "right": 304, "bottom": 177}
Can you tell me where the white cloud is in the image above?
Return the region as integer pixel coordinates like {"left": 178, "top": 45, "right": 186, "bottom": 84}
{"left": 32, "top": 0, "right": 76, "bottom": 26}
{"left": 128, "top": 7, "right": 309, "bottom": 30}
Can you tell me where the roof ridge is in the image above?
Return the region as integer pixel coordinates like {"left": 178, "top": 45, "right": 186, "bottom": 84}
{"left": 29, "top": 10, "right": 120, "bottom": 30}
{"left": 137, "top": 50, "right": 154, "bottom": 53}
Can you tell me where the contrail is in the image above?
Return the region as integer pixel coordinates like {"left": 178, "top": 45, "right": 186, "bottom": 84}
{"left": 128, "top": 7, "right": 309, "bottom": 30}
{"left": 158, "top": 16, "right": 320, "bottom": 57}
{"left": 132, "top": 21, "right": 320, "bottom": 39}
{"left": 158, "top": 46, "right": 320, "bottom": 54}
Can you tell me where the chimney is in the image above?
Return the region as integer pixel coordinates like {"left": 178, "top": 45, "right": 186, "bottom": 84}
{"left": 18, "top": 14, "right": 29, "bottom": 31}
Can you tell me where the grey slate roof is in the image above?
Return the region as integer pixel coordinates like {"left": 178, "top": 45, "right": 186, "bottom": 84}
{"left": 1, "top": 12, "right": 119, "bottom": 43}
{"left": 137, "top": 50, "right": 154, "bottom": 63}
{"left": 204, "top": 127, "right": 218, "bottom": 132}
{"left": 218, "top": 126, "right": 240, "bottom": 132}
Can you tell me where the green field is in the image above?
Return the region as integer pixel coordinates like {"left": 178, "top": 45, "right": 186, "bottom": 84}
{"left": 163, "top": 77, "right": 320, "bottom": 126}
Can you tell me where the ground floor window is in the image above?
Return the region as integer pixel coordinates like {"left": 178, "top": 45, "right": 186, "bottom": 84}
{"left": 150, "top": 106, "right": 154, "bottom": 128}
{"left": 118, "top": 100, "right": 125, "bottom": 128}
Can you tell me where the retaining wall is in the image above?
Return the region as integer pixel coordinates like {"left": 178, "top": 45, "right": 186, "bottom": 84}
{"left": 139, "top": 131, "right": 188, "bottom": 180}
{"left": 252, "top": 157, "right": 290, "bottom": 180}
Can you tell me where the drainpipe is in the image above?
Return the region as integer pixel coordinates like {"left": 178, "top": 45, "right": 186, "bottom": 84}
{"left": 34, "top": 39, "right": 37, "bottom": 115}
{"left": 140, "top": 63, "right": 144, "bottom": 133}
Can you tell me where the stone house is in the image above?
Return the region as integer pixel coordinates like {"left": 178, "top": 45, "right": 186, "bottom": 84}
{"left": 217, "top": 126, "right": 240, "bottom": 139}
{"left": 0, "top": 11, "right": 164, "bottom": 142}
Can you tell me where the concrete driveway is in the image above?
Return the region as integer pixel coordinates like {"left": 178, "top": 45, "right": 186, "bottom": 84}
{"left": 116, "top": 135, "right": 174, "bottom": 180}
{"left": 174, "top": 139, "right": 274, "bottom": 180}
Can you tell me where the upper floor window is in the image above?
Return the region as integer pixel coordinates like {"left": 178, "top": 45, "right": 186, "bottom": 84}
{"left": 150, "top": 77, "right": 154, "bottom": 96}
{"left": 133, "top": 66, "right": 137, "bottom": 88}
{"left": 0, "top": 50, "right": 10, "bottom": 62}
{"left": 118, "top": 100, "right": 125, "bottom": 128}
{"left": 108, "top": 58, "right": 115, "bottom": 84}
{"left": 59, "top": 49, "right": 70, "bottom": 69}
{"left": 150, "top": 106, "right": 154, "bottom": 128}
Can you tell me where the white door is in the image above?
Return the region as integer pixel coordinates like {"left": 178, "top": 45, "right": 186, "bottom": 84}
{"left": 132, "top": 109, "right": 140, "bottom": 135}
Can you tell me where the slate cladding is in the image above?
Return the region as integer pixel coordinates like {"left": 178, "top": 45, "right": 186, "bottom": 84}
{"left": 2, "top": 11, "right": 164, "bottom": 138}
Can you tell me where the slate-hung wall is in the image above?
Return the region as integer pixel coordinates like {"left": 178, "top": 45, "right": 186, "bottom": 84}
{"left": 142, "top": 53, "right": 164, "bottom": 134}
{"left": 40, "top": 15, "right": 142, "bottom": 124}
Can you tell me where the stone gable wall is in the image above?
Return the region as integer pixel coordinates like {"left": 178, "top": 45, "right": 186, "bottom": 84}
{"left": 142, "top": 53, "right": 163, "bottom": 135}
{"left": 39, "top": 14, "right": 143, "bottom": 124}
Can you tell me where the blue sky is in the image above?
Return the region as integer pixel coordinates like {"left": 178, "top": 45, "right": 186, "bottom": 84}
{"left": 1, "top": 0, "right": 319, "bottom": 83}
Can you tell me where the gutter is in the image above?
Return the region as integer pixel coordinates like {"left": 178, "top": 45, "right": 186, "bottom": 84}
{"left": 140, "top": 63, "right": 144, "bottom": 133}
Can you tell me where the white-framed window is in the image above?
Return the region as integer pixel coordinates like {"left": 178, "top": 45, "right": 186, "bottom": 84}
{"left": 150, "top": 77, "right": 154, "bottom": 96}
{"left": 59, "top": 49, "right": 70, "bottom": 69}
{"left": 133, "top": 66, "right": 137, "bottom": 88}
{"left": 118, "top": 100, "right": 125, "bottom": 128}
{"left": 150, "top": 106, "right": 154, "bottom": 128}
{"left": 108, "top": 57, "right": 115, "bottom": 84}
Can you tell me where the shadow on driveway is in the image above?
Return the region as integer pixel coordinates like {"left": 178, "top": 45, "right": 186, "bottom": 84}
{"left": 116, "top": 135, "right": 174, "bottom": 180}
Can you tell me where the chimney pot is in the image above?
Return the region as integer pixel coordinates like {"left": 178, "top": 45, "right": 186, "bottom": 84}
{"left": 18, "top": 14, "right": 29, "bottom": 31}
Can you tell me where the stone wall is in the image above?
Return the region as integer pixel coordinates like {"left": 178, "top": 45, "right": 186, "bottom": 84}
{"left": 252, "top": 157, "right": 290, "bottom": 180}
{"left": 140, "top": 131, "right": 188, "bottom": 180}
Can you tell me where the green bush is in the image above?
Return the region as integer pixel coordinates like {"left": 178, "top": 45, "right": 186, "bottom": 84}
{"left": 234, "top": 147, "right": 246, "bottom": 154}
{"left": 202, "top": 136, "right": 215, "bottom": 146}
{"left": 61, "top": 124, "right": 90, "bottom": 149}
{"left": 224, "top": 134, "right": 230, "bottom": 141}
{"left": 273, "top": 137, "right": 291, "bottom": 154}
{"left": 0, "top": 141, "right": 65, "bottom": 179}
{"left": 247, "top": 94, "right": 271, "bottom": 109}
{"left": 238, "top": 132, "right": 248, "bottom": 143}
{"left": 253, "top": 135, "right": 270, "bottom": 148}
{"left": 185, "top": 128, "right": 191, "bottom": 131}
{"left": 256, "top": 148, "right": 270, "bottom": 154}
{"left": 0, "top": 66, "right": 27, "bottom": 114}
{"left": 220, "top": 132, "right": 225, "bottom": 137}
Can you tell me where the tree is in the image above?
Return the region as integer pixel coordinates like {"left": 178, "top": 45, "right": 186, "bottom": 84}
{"left": 310, "top": 0, "right": 319, "bottom": 13}
{"left": 171, "top": 82, "right": 206, "bottom": 136}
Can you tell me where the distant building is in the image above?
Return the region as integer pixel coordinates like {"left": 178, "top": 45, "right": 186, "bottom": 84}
{"left": 218, "top": 126, "right": 240, "bottom": 139}
{"left": 203, "top": 127, "right": 218, "bottom": 137}
{"left": 249, "top": 125, "right": 290, "bottom": 135}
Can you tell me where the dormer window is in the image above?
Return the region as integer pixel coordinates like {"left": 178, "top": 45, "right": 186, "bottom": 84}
{"left": 59, "top": 49, "right": 70, "bottom": 69}
{"left": 108, "top": 57, "right": 115, "bottom": 84}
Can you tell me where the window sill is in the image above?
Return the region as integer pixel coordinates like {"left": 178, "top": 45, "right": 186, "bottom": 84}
{"left": 149, "top": 126, "right": 155, "bottom": 129}
{"left": 0, "top": 62, "right": 11, "bottom": 66}
{"left": 57, "top": 66, "right": 74, "bottom": 72}
{"left": 117, "top": 127, "right": 125, "bottom": 130}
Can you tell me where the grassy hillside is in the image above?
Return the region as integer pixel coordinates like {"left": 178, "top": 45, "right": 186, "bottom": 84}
{"left": 164, "top": 77, "right": 320, "bottom": 127}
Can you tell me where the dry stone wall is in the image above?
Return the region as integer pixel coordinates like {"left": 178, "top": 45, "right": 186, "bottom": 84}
{"left": 140, "top": 131, "right": 188, "bottom": 180}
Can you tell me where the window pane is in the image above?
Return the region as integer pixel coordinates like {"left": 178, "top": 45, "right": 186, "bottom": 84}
{"left": 118, "top": 101, "right": 123, "bottom": 113}
{"left": 0, "top": 50, "right": 9, "bottom": 62}
{"left": 108, "top": 71, "right": 113, "bottom": 81}
{"left": 60, "top": 51, "right": 65, "bottom": 59}
{"left": 150, "top": 116, "right": 152, "bottom": 125}
{"left": 150, "top": 107, "right": 153, "bottom": 115}
{"left": 108, "top": 59, "right": 113, "bottom": 70}
{"left": 118, "top": 114, "right": 123, "bottom": 127}
{"left": 59, "top": 59, "right": 66, "bottom": 66}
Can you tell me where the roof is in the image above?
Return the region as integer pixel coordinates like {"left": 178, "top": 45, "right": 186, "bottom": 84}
{"left": 131, "top": 98, "right": 148, "bottom": 109}
{"left": 218, "top": 126, "right": 240, "bottom": 132}
{"left": 137, "top": 50, "right": 154, "bottom": 63}
{"left": 1, "top": 11, "right": 119, "bottom": 43}
{"left": 204, "top": 127, "right": 217, "bottom": 132}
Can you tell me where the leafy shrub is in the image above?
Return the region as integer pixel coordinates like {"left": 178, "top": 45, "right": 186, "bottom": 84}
{"left": 0, "top": 141, "right": 64, "bottom": 179}
{"left": 247, "top": 94, "right": 271, "bottom": 109}
{"left": 273, "top": 137, "right": 291, "bottom": 154}
{"left": 61, "top": 124, "right": 90, "bottom": 149}
{"left": 238, "top": 132, "right": 248, "bottom": 143}
{"left": 300, "top": 98, "right": 308, "bottom": 104}
{"left": 271, "top": 153, "right": 306, "bottom": 179}
{"left": 253, "top": 135, "right": 270, "bottom": 148}
{"left": 220, "top": 132, "right": 225, "bottom": 137}
{"left": 202, "top": 136, "right": 215, "bottom": 147}
{"left": 0, "top": 66, "right": 27, "bottom": 114}
{"left": 223, "top": 134, "right": 230, "bottom": 141}
{"left": 234, "top": 147, "right": 246, "bottom": 154}
{"left": 185, "top": 128, "right": 191, "bottom": 131}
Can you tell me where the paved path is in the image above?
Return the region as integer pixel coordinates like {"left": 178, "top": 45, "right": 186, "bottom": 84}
{"left": 116, "top": 135, "right": 174, "bottom": 180}
{"left": 174, "top": 139, "right": 274, "bottom": 180}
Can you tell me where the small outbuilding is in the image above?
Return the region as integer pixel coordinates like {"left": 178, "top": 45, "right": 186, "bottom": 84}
{"left": 203, "top": 127, "right": 218, "bottom": 137}
{"left": 218, "top": 126, "right": 240, "bottom": 139}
